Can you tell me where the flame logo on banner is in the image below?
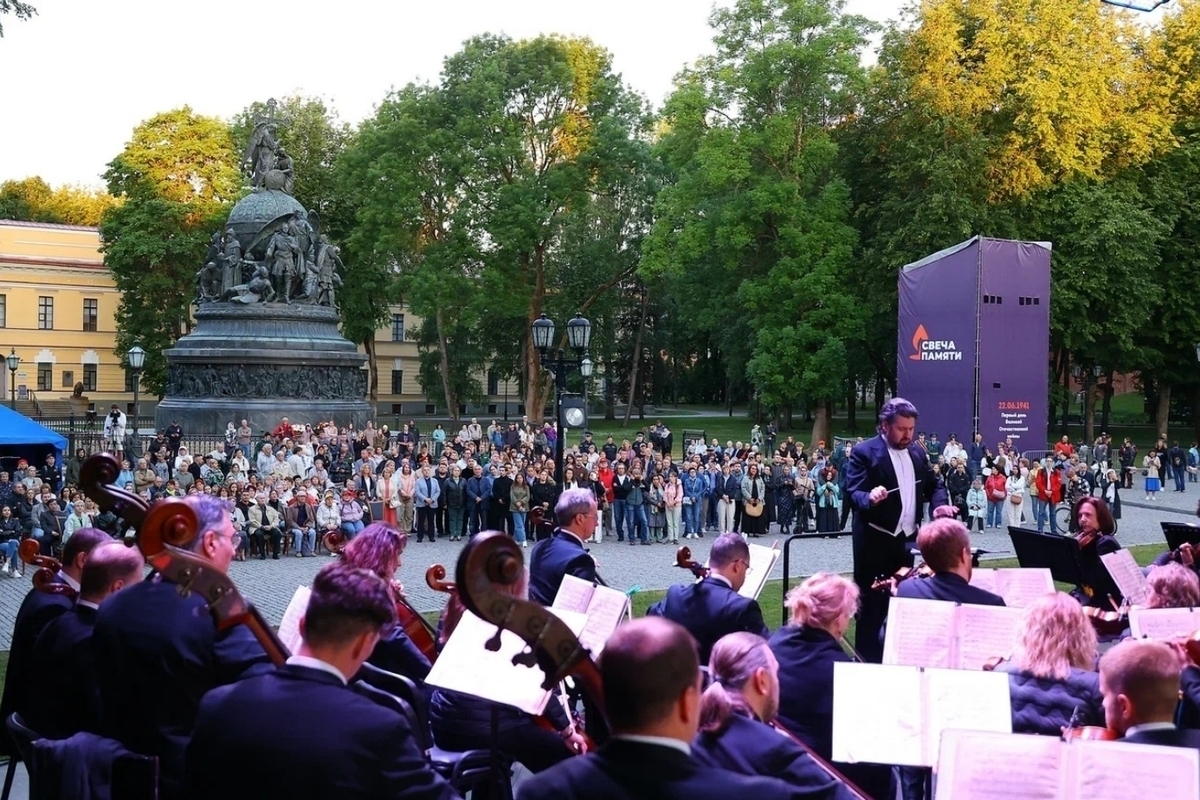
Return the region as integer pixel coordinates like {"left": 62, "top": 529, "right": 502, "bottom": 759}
{"left": 910, "top": 324, "right": 929, "bottom": 360}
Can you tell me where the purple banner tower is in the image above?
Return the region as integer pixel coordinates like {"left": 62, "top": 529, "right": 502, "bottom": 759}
{"left": 896, "top": 237, "right": 1051, "bottom": 453}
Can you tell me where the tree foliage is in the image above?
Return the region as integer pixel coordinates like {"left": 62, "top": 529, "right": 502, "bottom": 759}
{"left": 99, "top": 107, "right": 241, "bottom": 395}
{"left": 0, "top": 177, "right": 118, "bottom": 226}
{"left": 0, "top": 0, "right": 35, "bottom": 37}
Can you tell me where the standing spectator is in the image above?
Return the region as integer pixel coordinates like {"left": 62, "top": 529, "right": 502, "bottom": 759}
{"left": 966, "top": 478, "right": 986, "bottom": 532}
{"left": 1168, "top": 441, "right": 1187, "bottom": 493}
{"left": 103, "top": 404, "right": 127, "bottom": 458}
{"left": 664, "top": 471, "right": 684, "bottom": 544}
{"left": 1144, "top": 451, "right": 1163, "bottom": 501}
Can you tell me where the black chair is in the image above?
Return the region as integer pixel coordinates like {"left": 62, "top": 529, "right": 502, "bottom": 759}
{"left": 6, "top": 713, "right": 158, "bottom": 800}
{"left": 3, "top": 713, "right": 37, "bottom": 800}
{"left": 357, "top": 664, "right": 513, "bottom": 800}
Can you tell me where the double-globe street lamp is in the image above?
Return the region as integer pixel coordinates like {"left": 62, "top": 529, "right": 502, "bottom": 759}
{"left": 531, "top": 313, "right": 593, "bottom": 485}
{"left": 6, "top": 349, "right": 19, "bottom": 410}
{"left": 127, "top": 344, "right": 146, "bottom": 448}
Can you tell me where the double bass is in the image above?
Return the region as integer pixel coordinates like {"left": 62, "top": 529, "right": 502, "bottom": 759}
{"left": 18, "top": 538, "right": 77, "bottom": 600}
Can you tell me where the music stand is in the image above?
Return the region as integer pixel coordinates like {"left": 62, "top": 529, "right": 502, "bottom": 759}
{"left": 1161, "top": 521, "right": 1200, "bottom": 553}
{"left": 1006, "top": 526, "right": 1085, "bottom": 586}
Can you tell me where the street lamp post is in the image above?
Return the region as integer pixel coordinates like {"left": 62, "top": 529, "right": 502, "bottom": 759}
{"left": 531, "top": 313, "right": 593, "bottom": 485}
{"left": 6, "top": 349, "right": 18, "bottom": 410}
{"left": 127, "top": 344, "right": 146, "bottom": 450}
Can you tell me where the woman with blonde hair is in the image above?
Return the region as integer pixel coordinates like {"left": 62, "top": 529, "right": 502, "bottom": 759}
{"left": 769, "top": 573, "right": 893, "bottom": 799}
{"left": 692, "top": 632, "right": 843, "bottom": 795}
{"left": 998, "top": 592, "right": 1102, "bottom": 735}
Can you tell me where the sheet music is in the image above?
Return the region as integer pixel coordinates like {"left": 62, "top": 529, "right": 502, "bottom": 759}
{"left": 883, "top": 597, "right": 956, "bottom": 668}
{"left": 551, "top": 574, "right": 595, "bottom": 614}
{"left": 1074, "top": 740, "right": 1200, "bottom": 800}
{"left": 737, "top": 542, "right": 779, "bottom": 600}
{"left": 1129, "top": 607, "right": 1200, "bottom": 639}
{"left": 935, "top": 731, "right": 1060, "bottom": 800}
{"left": 1101, "top": 550, "right": 1149, "bottom": 606}
{"left": 831, "top": 662, "right": 924, "bottom": 766}
{"left": 953, "top": 604, "right": 1023, "bottom": 670}
{"left": 576, "top": 583, "right": 629, "bottom": 656}
{"left": 425, "top": 608, "right": 588, "bottom": 715}
{"left": 970, "top": 568, "right": 1055, "bottom": 608}
{"left": 276, "top": 585, "right": 311, "bottom": 655}
{"left": 925, "top": 668, "right": 1012, "bottom": 765}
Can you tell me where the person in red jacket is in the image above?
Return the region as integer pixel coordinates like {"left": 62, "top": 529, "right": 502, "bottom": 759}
{"left": 1034, "top": 462, "right": 1063, "bottom": 534}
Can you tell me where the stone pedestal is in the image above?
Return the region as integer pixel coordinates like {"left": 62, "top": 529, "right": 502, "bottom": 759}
{"left": 155, "top": 302, "right": 371, "bottom": 433}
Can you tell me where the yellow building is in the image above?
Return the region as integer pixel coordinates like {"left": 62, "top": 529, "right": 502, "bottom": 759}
{"left": 0, "top": 219, "right": 520, "bottom": 421}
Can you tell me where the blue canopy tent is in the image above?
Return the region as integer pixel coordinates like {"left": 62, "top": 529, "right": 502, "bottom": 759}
{"left": 0, "top": 405, "right": 68, "bottom": 476}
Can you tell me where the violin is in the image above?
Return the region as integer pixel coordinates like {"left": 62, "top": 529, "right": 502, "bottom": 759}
{"left": 18, "top": 538, "right": 77, "bottom": 600}
{"left": 1075, "top": 528, "right": 1101, "bottom": 550}
{"left": 455, "top": 531, "right": 607, "bottom": 746}
{"left": 1061, "top": 706, "right": 1117, "bottom": 742}
{"left": 870, "top": 562, "right": 933, "bottom": 593}
{"left": 675, "top": 546, "right": 708, "bottom": 579}
{"left": 1082, "top": 605, "right": 1129, "bottom": 637}
{"left": 79, "top": 453, "right": 290, "bottom": 667}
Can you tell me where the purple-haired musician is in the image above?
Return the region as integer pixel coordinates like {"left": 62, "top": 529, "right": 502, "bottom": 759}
{"left": 843, "top": 398, "right": 954, "bottom": 663}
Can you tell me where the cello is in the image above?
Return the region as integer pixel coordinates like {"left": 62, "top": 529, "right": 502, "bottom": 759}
{"left": 79, "top": 453, "right": 290, "bottom": 666}
{"left": 18, "top": 538, "right": 77, "bottom": 600}
{"left": 675, "top": 545, "right": 708, "bottom": 579}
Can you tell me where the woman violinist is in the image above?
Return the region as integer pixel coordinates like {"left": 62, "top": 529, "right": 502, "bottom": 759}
{"left": 1071, "top": 496, "right": 1122, "bottom": 609}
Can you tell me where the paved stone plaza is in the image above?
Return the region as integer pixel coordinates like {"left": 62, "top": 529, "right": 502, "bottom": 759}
{"left": 1, "top": 488, "right": 1193, "bottom": 651}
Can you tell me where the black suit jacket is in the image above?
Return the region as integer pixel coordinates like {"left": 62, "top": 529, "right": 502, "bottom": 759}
{"left": 692, "top": 713, "right": 848, "bottom": 799}
{"left": 25, "top": 603, "right": 101, "bottom": 739}
{"left": 186, "top": 663, "right": 455, "bottom": 800}
{"left": 895, "top": 573, "right": 1006, "bottom": 607}
{"left": 844, "top": 436, "right": 947, "bottom": 586}
{"left": 528, "top": 530, "right": 598, "bottom": 606}
{"left": 92, "top": 576, "right": 269, "bottom": 798}
{"left": 1123, "top": 726, "right": 1200, "bottom": 748}
{"left": 0, "top": 577, "right": 73, "bottom": 754}
{"left": 517, "top": 738, "right": 801, "bottom": 800}
{"left": 646, "top": 576, "right": 769, "bottom": 664}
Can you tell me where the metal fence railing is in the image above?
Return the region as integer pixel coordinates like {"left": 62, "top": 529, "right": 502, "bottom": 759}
{"left": 35, "top": 416, "right": 229, "bottom": 463}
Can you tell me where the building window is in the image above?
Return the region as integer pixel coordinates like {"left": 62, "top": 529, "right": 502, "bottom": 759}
{"left": 83, "top": 298, "right": 98, "bottom": 332}
{"left": 61, "top": 370, "right": 74, "bottom": 388}
{"left": 38, "top": 297, "right": 53, "bottom": 330}
{"left": 487, "top": 369, "right": 499, "bottom": 396}
{"left": 391, "top": 370, "right": 404, "bottom": 395}
{"left": 37, "top": 362, "right": 52, "bottom": 391}
{"left": 0, "top": 295, "right": 6, "bottom": 328}
{"left": 391, "top": 314, "right": 405, "bottom": 342}
{"left": 83, "top": 364, "right": 97, "bottom": 392}
{"left": 124, "top": 368, "right": 138, "bottom": 393}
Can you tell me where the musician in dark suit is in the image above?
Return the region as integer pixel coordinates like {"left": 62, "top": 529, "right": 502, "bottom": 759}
{"left": 25, "top": 541, "right": 145, "bottom": 739}
{"left": 693, "top": 632, "right": 852, "bottom": 799}
{"left": 646, "top": 532, "right": 769, "bottom": 664}
{"left": 0, "top": 527, "right": 109, "bottom": 756}
{"left": 843, "top": 398, "right": 950, "bottom": 663}
{"left": 528, "top": 487, "right": 600, "bottom": 605}
{"left": 92, "top": 495, "right": 269, "bottom": 800}
{"left": 518, "top": 617, "right": 799, "bottom": 800}
{"left": 894, "top": 518, "right": 1005, "bottom": 607}
{"left": 1100, "top": 639, "right": 1200, "bottom": 762}
{"left": 186, "top": 563, "right": 456, "bottom": 800}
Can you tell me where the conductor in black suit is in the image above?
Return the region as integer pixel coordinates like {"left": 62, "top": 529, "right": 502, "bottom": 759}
{"left": 1101, "top": 639, "right": 1200, "bottom": 760}
{"left": 894, "top": 518, "right": 1005, "bottom": 607}
{"left": 92, "top": 494, "right": 269, "bottom": 800}
{"left": 528, "top": 487, "right": 600, "bottom": 605}
{"left": 646, "top": 532, "right": 770, "bottom": 664}
{"left": 518, "top": 617, "right": 800, "bottom": 800}
{"left": 843, "top": 398, "right": 951, "bottom": 663}
{"left": 186, "top": 563, "right": 455, "bottom": 800}
{"left": 25, "top": 541, "right": 145, "bottom": 739}
{"left": 0, "top": 526, "right": 109, "bottom": 756}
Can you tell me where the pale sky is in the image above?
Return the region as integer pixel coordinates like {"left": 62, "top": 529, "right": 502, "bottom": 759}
{"left": 0, "top": 0, "right": 907, "bottom": 189}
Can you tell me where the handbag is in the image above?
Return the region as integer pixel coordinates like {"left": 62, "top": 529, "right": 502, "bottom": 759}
{"left": 744, "top": 500, "right": 764, "bottom": 517}
{"left": 1008, "top": 493, "right": 1022, "bottom": 505}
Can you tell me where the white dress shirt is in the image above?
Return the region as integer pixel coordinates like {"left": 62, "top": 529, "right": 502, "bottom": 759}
{"left": 884, "top": 437, "right": 917, "bottom": 537}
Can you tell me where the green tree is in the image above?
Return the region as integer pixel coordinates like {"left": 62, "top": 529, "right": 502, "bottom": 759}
{"left": 0, "top": 177, "right": 119, "bottom": 226}
{"left": 0, "top": 0, "right": 35, "bottom": 36}
{"left": 100, "top": 107, "right": 241, "bottom": 394}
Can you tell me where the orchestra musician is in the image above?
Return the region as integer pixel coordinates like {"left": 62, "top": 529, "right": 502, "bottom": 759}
{"left": 25, "top": 541, "right": 145, "bottom": 739}
{"left": 337, "top": 522, "right": 433, "bottom": 685}
{"left": 769, "top": 573, "right": 894, "bottom": 800}
{"left": 91, "top": 495, "right": 270, "bottom": 800}
{"left": 429, "top": 559, "right": 586, "bottom": 777}
{"left": 1070, "top": 496, "right": 1122, "bottom": 608}
{"left": 844, "top": 398, "right": 951, "bottom": 663}
{"left": 893, "top": 518, "right": 1004, "bottom": 607}
{"left": 185, "top": 563, "right": 457, "bottom": 800}
{"left": 1099, "top": 639, "right": 1200, "bottom": 754}
{"left": 528, "top": 488, "right": 601, "bottom": 605}
{"left": 692, "top": 632, "right": 851, "bottom": 799}
{"left": 0, "top": 527, "right": 109, "bottom": 757}
{"left": 995, "top": 592, "right": 1103, "bottom": 736}
{"left": 1143, "top": 563, "right": 1200, "bottom": 610}
{"left": 646, "top": 532, "right": 769, "bottom": 664}
{"left": 517, "top": 617, "right": 800, "bottom": 800}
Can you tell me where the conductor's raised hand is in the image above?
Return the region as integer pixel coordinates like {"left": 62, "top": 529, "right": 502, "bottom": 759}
{"left": 868, "top": 486, "right": 889, "bottom": 505}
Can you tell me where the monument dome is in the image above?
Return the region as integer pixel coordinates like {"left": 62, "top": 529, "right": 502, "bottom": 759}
{"left": 225, "top": 188, "right": 305, "bottom": 257}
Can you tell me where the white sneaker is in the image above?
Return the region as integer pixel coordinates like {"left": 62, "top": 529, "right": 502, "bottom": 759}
{"left": 0, "top": 563, "right": 8, "bottom": 574}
